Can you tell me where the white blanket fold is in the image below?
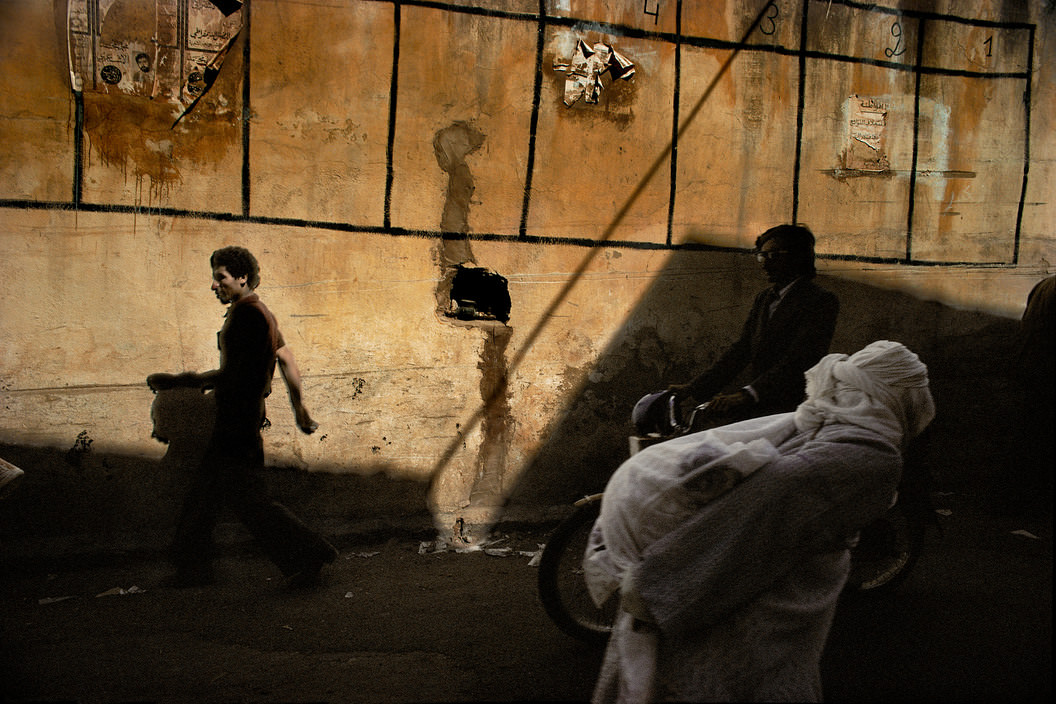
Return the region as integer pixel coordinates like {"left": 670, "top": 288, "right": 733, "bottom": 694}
{"left": 584, "top": 413, "right": 798, "bottom": 609}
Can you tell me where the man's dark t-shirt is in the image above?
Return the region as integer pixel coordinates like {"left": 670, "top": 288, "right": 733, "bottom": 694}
{"left": 214, "top": 293, "right": 285, "bottom": 440}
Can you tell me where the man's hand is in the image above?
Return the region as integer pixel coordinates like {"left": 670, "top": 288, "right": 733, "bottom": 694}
{"left": 667, "top": 383, "right": 691, "bottom": 399}
{"left": 147, "top": 372, "right": 201, "bottom": 392}
{"left": 294, "top": 405, "right": 319, "bottom": 435}
{"left": 146, "top": 373, "right": 178, "bottom": 392}
{"left": 707, "top": 390, "right": 753, "bottom": 415}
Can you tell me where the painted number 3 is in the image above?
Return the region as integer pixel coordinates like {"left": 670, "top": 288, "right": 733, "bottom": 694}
{"left": 760, "top": 2, "right": 779, "bottom": 35}
{"left": 885, "top": 20, "right": 906, "bottom": 58}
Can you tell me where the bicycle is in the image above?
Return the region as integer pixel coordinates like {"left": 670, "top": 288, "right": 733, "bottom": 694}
{"left": 537, "top": 392, "right": 936, "bottom": 643}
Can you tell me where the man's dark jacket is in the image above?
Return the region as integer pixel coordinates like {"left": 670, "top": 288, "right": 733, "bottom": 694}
{"left": 688, "top": 279, "right": 839, "bottom": 415}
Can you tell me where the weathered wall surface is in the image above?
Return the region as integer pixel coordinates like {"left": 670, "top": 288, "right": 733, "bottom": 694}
{"left": 1, "top": 0, "right": 1053, "bottom": 547}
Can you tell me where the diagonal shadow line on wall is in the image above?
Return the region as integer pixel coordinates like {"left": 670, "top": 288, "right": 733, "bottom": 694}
{"left": 424, "top": 0, "right": 776, "bottom": 505}
{"left": 505, "top": 253, "right": 1026, "bottom": 516}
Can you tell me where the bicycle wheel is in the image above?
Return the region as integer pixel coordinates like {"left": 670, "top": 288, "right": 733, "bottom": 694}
{"left": 537, "top": 499, "right": 616, "bottom": 644}
{"left": 845, "top": 500, "right": 926, "bottom": 595}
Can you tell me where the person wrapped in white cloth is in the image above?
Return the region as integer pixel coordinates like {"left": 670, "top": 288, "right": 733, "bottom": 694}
{"left": 586, "top": 340, "right": 935, "bottom": 704}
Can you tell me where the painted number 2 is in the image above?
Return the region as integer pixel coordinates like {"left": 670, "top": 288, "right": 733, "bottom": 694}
{"left": 885, "top": 20, "right": 906, "bottom": 58}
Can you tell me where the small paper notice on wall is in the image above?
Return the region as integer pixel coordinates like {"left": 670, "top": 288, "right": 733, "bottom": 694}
{"left": 845, "top": 95, "right": 890, "bottom": 172}
{"left": 553, "top": 40, "right": 636, "bottom": 107}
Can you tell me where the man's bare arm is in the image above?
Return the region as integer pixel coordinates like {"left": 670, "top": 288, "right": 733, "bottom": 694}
{"left": 276, "top": 345, "right": 319, "bottom": 434}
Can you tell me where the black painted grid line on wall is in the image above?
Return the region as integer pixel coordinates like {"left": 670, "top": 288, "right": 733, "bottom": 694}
{"left": 1014, "top": 24, "right": 1036, "bottom": 266}
{"left": 665, "top": 0, "right": 683, "bottom": 247}
{"left": 241, "top": 0, "right": 252, "bottom": 218}
{"left": 518, "top": 0, "right": 548, "bottom": 239}
{"left": 791, "top": 0, "right": 808, "bottom": 226}
{"left": 384, "top": 0, "right": 402, "bottom": 230}
{"left": 3, "top": 0, "right": 1037, "bottom": 268}
{"left": 905, "top": 16, "right": 927, "bottom": 263}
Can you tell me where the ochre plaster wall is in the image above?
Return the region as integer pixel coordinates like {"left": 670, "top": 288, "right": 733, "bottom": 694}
{"left": 1, "top": 0, "right": 1053, "bottom": 543}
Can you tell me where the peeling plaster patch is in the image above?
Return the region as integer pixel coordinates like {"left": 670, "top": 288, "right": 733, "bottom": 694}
{"left": 429, "top": 118, "right": 514, "bottom": 531}
{"left": 546, "top": 31, "right": 638, "bottom": 129}
{"left": 434, "top": 122, "right": 485, "bottom": 235}
{"left": 432, "top": 122, "right": 512, "bottom": 323}
{"left": 68, "top": 0, "right": 242, "bottom": 119}
{"left": 144, "top": 139, "right": 174, "bottom": 158}
{"left": 276, "top": 110, "right": 369, "bottom": 145}
{"left": 468, "top": 326, "right": 513, "bottom": 509}
{"left": 843, "top": 95, "right": 889, "bottom": 172}
{"left": 916, "top": 98, "right": 955, "bottom": 207}
{"left": 553, "top": 40, "right": 636, "bottom": 107}
{"left": 927, "top": 99, "right": 952, "bottom": 175}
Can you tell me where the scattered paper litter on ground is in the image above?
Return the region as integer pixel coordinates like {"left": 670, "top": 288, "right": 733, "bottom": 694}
{"left": 96, "top": 586, "right": 145, "bottom": 597}
{"left": 38, "top": 596, "right": 76, "bottom": 605}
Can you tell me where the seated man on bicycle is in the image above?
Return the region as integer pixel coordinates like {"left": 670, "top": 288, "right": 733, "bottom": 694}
{"left": 586, "top": 340, "right": 935, "bottom": 704}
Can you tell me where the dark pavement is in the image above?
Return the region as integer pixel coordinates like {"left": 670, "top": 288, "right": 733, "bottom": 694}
{"left": 0, "top": 490, "right": 1050, "bottom": 704}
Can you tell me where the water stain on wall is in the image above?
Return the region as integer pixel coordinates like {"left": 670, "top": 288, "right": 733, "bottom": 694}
{"left": 433, "top": 121, "right": 485, "bottom": 235}
{"left": 82, "top": 68, "right": 241, "bottom": 202}
{"left": 431, "top": 120, "right": 514, "bottom": 526}
{"left": 469, "top": 324, "right": 512, "bottom": 508}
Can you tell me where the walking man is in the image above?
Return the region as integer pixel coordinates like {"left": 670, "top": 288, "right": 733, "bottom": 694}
{"left": 148, "top": 246, "right": 337, "bottom": 588}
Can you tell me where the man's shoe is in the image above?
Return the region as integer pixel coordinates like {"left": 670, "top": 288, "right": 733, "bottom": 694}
{"left": 285, "top": 566, "right": 324, "bottom": 590}
{"left": 161, "top": 566, "right": 216, "bottom": 588}
{"left": 285, "top": 544, "right": 338, "bottom": 590}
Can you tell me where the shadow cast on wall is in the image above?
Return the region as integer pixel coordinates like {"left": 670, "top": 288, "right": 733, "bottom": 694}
{"left": 0, "top": 387, "right": 433, "bottom": 566}
{"left": 506, "top": 248, "right": 1025, "bottom": 516}
{"left": 0, "top": 251, "right": 1036, "bottom": 560}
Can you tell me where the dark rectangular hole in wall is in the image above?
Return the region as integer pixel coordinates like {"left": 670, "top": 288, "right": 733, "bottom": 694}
{"left": 447, "top": 265, "right": 511, "bottom": 324}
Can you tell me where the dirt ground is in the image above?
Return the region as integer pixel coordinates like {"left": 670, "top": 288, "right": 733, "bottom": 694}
{"left": 1, "top": 528, "right": 603, "bottom": 703}
{"left": 1, "top": 490, "right": 1051, "bottom": 704}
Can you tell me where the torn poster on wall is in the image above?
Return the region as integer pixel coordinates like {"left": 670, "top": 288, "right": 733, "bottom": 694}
{"left": 553, "top": 40, "right": 635, "bottom": 107}
{"left": 67, "top": 0, "right": 242, "bottom": 121}
{"left": 845, "top": 94, "right": 890, "bottom": 172}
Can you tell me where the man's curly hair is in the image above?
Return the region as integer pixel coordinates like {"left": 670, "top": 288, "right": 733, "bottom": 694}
{"left": 210, "top": 246, "right": 261, "bottom": 289}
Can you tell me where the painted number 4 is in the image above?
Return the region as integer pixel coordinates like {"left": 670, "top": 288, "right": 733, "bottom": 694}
{"left": 643, "top": 0, "right": 659, "bottom": 24}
